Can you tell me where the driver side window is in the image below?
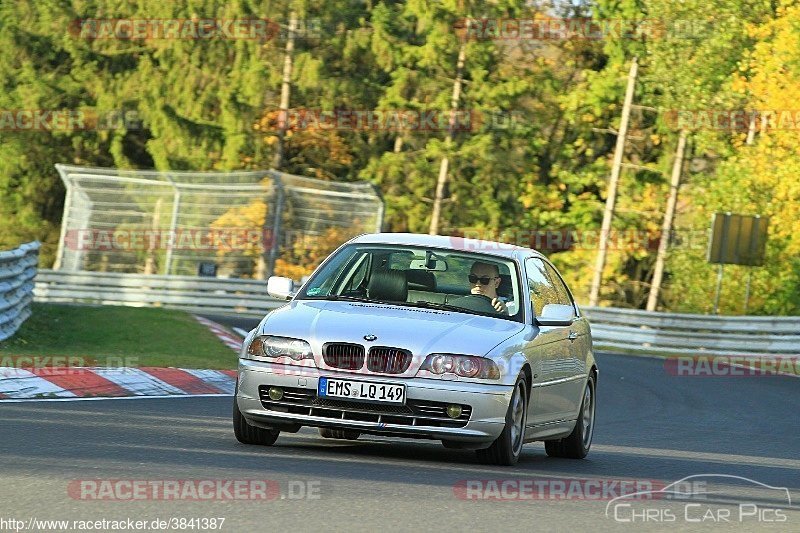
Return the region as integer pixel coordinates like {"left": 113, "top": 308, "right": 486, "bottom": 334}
{"left": 524, "top": 257, "right": 558, "bottom": 317}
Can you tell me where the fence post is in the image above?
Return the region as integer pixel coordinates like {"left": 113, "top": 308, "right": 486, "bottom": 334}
{"left": 265, "top": 177, "right": 285, "bottom": 279}
{"left": 53, "top": 181, "right": 73, "bottom": 270}
{"left": 163, "top": 187, "right": 181, "bottom": 276}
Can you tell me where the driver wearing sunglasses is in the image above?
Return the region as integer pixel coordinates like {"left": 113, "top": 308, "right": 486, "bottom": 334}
{"left": 468, "top": 261, "right": 508, "bottom": 315}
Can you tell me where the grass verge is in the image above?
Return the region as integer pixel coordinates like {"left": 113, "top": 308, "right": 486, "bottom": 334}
{"left": 0, "top": 303, "right": 239, "bottom": 369}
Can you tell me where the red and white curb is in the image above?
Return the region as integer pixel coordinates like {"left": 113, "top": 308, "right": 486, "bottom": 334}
{"left": 0, "top": 317, "right": 247, "bottom": 401}
{"left": 194, "top": 315, "right": 246, "bottom": 351}
{"left": 0, "top": 367, "right": 238, "bottom": 400}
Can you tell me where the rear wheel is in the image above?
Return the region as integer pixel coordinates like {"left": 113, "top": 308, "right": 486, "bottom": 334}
{"left": 233, "top": 396, "right": 280, "bottom": 446}
{"left": 475, "top": 374, "right": 527, "bottom": 466}
{"left": 545, "top": 373, "right": 595, "bottom": 459}
{"left": 319, "top": 428, "right": 360, "bottom": 440}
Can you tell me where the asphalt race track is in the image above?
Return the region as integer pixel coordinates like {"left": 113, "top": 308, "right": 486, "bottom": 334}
{"left": 1, "top": 353, "right": 798, "bottom": 532}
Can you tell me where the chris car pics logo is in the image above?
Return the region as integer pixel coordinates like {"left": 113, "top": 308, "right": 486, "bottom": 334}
{"left": 605, "top": 474, "right": 790, "bottom": 524}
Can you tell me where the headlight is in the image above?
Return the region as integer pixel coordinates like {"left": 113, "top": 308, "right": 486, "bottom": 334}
{"left": 419, "top": 354, "right": 500, "bottom": 380}
{"left": 246, "top": 336, "right": 313, "bottom": 362}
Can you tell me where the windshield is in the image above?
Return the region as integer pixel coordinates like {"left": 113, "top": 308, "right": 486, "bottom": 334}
{"left": 297, "top": 244, "right": 523, "bottom": 322}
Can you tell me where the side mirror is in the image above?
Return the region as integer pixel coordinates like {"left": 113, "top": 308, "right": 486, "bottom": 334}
{"left": 536, "top": 303, "right": 575, "bottom": 326}
{"left": 267, "top": 276, "right": 295, "bottom": 300}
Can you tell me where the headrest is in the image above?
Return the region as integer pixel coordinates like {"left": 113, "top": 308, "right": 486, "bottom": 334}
{"left": 406, "top": 269, "right": 436, "bottom": 291}
{"left": 367, "top": 269, "right": 408, "bottom": 302}
{"left": 497, "top": 274, "right": 512, "bottom": 298}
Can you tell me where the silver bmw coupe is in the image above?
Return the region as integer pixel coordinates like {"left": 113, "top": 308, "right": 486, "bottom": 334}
{"left": 234, "top": 233, "right": 597, "bottom": 465}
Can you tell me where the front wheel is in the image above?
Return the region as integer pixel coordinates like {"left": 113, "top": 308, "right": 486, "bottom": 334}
{"left": 233, "top": 396, "right": 280, "bottom": 446}
{"left": 475, "top": 374, "right": 527, "bottom": 466}
{"left": 545, "top": 373, "right": 595, "bottom": 459}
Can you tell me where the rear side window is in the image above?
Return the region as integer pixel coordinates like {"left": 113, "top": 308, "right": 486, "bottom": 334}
{"left": 542, "top": 262, "right": 574, "bottom": 308}
{"left": 524, "top": 258, "right": 558, "bottom": 316}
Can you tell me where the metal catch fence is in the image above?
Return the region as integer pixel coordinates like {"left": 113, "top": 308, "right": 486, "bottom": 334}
{"left": 0, "top": 241, "right": 40, "bottom": 341}
{"left": 53, "top": 165, "right": 383, "bottom": 279}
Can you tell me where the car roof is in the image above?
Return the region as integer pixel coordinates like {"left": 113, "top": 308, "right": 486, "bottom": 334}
{"left": 347, "top": 232, "right": 543, "bottom": 261}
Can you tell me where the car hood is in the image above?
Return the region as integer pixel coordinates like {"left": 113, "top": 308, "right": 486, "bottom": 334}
{"left": 258, "top": 300, "right": 524, "bottom": 375}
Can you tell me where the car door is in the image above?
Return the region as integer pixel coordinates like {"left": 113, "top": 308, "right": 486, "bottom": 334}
{"left": 542, "top": 260, "right": 588, "bottom": 418}
{"left": 523, "top": 257, "right": 574, "bottom": 425}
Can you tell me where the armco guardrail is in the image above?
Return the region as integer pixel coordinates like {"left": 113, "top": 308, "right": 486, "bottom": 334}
{"left": 30, "top": 272, "right": 800, "bottom": 356}
{"left": 34, "top": 270, "right": 284, "bottom": 317}
{"left": 583, "top": 305, "right": 800, "bottom": 357}
{"left": 0, "top": 241, "right": 40, "bottom": 341}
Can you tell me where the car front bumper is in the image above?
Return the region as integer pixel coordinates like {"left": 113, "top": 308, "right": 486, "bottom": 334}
{"left": 236, "top": 358, "right": 512, "bottom": 443}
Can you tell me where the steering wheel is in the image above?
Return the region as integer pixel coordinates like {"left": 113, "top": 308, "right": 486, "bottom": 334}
{"left": 448, "top": 294, "right": 499, "bottom": 314}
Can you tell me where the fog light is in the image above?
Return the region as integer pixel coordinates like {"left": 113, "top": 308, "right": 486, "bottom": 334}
{"left": 268, "top": 387, "right": 284, "bottom": 401}
{"left": 446, "top": 404, "right": 462, "bottom": 419}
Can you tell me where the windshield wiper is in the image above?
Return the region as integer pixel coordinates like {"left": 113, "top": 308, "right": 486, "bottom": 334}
{"left": 322, "top": 294, "right": 378, "bottom": 303}
{"left": 324, "top": 295, "right": 456, "bottom": 310}
{"left": 320, "top": 296, "right": 496, "bottom": 317}
{"left": 406, "top": 300, "right": 470, "bottom": 313}
{"left": 407, "top": 300, "right": 501, "bottom": 319}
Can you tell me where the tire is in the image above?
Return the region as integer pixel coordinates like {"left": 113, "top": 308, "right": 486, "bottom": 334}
{"left": 233, "top": 396, "right": 280, "bottom": 446}
{"left": 545, "top": 373, "right": 596, "bottom": 459}
{"left": 475, "top": 373, "right": 528, "bottom": 466}
{"left": 319, "top": 428, "right": 360, "bottom": 440}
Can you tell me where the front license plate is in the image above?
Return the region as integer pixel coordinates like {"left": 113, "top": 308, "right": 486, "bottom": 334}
{"left": 318, "top": 377, "right": 406, "bottom": 404}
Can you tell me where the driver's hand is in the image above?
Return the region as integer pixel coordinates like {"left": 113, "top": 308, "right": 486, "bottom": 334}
{"left": 492, "top": 298, "right": 508, "bottom": 315}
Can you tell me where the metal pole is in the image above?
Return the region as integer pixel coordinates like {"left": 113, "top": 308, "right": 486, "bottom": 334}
{"left": 375, "top": 198, "right": 385, "bottom": 233}
{"left": 712, "top": 213, "right": 731, "bottom": 314}
{"left": 53, "top": 181, "right": 73, "bottom": 270}
{"left": 743, "top": 269, "right": 752, "bottom": 314}
{"left": 265, "top": 177, "right": 285, "bottom": 279}
{"left": 163, "top": 188, "right": 181, "bottom": 275}
{"left": 429, "top": 41, "right": 467, "bottom": 236}
{"left": 589, "top": 57, "right": 638, "bottom": 306}
{"left": 646, "top": 129, "right": 688, "bottom": 311}
{"left": 272, "top": 12, "right": 297, "bottom": 170}
{"left": 713, "top": 264, "right": 724, "bottom": 314}
{"left": 740, "top": 127, "right": 758, "bottom": 316}
{"left": 75, "top": 191, "right": 91, "bottom": 271}
{"left": 746, "top": 111, "right": 757, "bottom": 145}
